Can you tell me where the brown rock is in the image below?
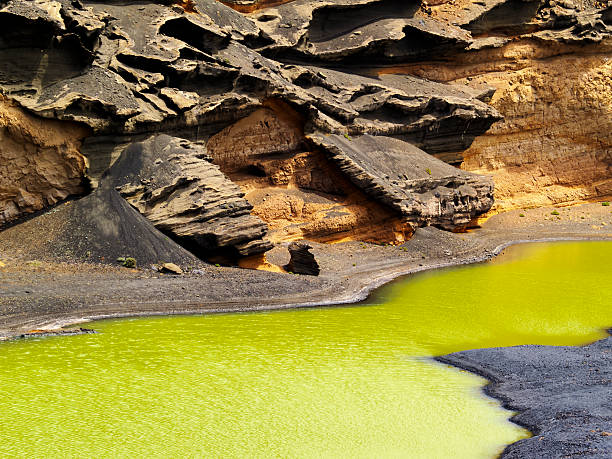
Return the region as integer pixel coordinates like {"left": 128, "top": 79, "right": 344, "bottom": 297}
{"left": 110, "top": 135, "right": 272, "bottom": 259}
{"left": 0, "top": 95, "right": 89, "bottom": 226}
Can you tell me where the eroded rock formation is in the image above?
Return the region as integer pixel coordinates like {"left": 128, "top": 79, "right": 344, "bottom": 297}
{"left": 285, "top": 241, "right": 320, "bottom": 275}
{"left": 371, "top": 0, "right": 612, "bottom": 211}
{"left": 0, "top": 95, "right": 89, "bottom": 226}
{"left": 0, "top": 0, "right": 609, "bottom": 264}
{"left": 110, "top": 135, "right": 272, "bottom": 258}
{"left": 311, "top": 134, "right": 494, "bottom": 230}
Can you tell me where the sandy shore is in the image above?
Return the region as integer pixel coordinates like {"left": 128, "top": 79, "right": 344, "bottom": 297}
{"left": 1, "top": 202, "right": 611, "bottom": 339}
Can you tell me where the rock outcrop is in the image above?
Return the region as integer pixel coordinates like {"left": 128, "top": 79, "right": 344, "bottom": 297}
{"left": 285, "top": 241, "right": 320, "bottom": 275}
{"left": 110, "top": 135, "right": 272, "bottom": 258}
{"left": 311, "top": 134, "right": 494, "bottom": 230}
{"left": 369, "top": 0, "right": 612, "bottom": 211}
{"left": 1, "top": 0, "right": 608, "bottom": 264}
{"left": 0, "top": 95, "right": 89, "bottom": 226}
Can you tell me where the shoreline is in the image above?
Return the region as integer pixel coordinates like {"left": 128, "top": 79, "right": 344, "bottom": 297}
{"left": 1, "top": 202, "right": 612, "bottom": 340}
{"left": 437, "top": 331, "right": 612, "bottom": 458}
{"left": 14, "top": 235, "right": 611, "bottom": 338}
{"left": 1, "top": 202, "right": 611, "bottom": 456}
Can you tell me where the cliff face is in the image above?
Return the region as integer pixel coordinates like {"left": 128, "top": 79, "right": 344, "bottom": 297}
{"left": 0, "top": 0, "right": 609, "bottom": 265}
{"left": 461, "top": 47, "right": 612, "bottom": 211}
{"left": 0, "top": 95, "right": 89, "bottom": 226}
{"left": 373, "top": 0, "right": 612, "bottom": 211}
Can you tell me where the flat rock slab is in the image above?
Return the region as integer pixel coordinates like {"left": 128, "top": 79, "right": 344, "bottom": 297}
{"left": 438, "top": 336, "right": 612, "bottom": 458}
{"left": 310, "top": 133, "right": 493, "bottom": 230}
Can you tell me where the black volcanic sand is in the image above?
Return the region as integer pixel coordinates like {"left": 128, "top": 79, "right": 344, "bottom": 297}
{"left": 1, "top": 201, "right": 612, "bottom": 457}
{"left": 438, "top": 336, "right": 612, "bottom": 458}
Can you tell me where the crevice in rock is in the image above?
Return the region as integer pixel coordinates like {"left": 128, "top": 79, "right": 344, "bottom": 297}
{"left": 159, "top": 16, "right": 231, "bottom": 55}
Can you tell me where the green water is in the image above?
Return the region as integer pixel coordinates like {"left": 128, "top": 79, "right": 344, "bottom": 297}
{"left": 1, "top": 241, "right": 611, "bottom": 458}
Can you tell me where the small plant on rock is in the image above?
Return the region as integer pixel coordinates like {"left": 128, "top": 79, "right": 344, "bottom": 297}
{"left": 551, "top": 210, "right": 560, "bottom": 216}
{"left": 602, "top": 201, "right": 610, "bottom": 206}
{"left": 117, "top": 257, "right": 137, "bottom": 268}
{"left": 124, "top": 257, "right": 137, "bottom": 268}
{"left": 425, "top": 168, "right": 432, "bottom": 175}
{"left": 519, "top": 213, "right": 525, "bottom": 217}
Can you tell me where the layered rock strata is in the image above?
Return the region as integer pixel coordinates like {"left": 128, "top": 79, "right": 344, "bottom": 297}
{"left": 5, "top": 0, "right": 606, "bottom": 263}
{"left": 311, "top": 134, "right": 494, "bottom": 230}
{"left": 369, "top": 0, "right": 612, "bottom": 211}
{"left": 206, "top": 101, "right": 416, "bottom": 244}
{"left": 110, "top": 135, "right": 272, "bottom": 258}
{"left": 0, "top": 0, "right": 501, "bottom": 250}
{"left": 238, "top": 0, "right": 612, "bottom": 211}
{"left": 0, "top": 95, "right": 89, "bottom": 226}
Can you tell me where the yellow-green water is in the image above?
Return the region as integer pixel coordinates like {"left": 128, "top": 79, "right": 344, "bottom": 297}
{"left": 1, "top": 241, "right": 611, "bottom": 458}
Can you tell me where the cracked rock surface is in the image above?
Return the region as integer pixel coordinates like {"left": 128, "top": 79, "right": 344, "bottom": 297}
{"left": 0, "top": 0, "right": 610, "bottom": 260}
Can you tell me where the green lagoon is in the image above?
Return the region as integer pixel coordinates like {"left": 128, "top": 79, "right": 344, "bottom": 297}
{"left": 1, "top": 241, "right": 610, "bottom": 457}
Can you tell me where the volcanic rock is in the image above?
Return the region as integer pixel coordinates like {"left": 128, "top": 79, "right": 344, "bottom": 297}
{"left": 439, "top": 336, "right": 612, "bottom": 458}
{"left": 311, "top": 134, "right": 494, "bottom": 230}
{"left": 0, "top": 0, "right": 609, "bottom": 263}
{"left": 109, "top": 135, "right": 272, "bottom": 258}
{"left": 285, "top": 241, "right": 320, "bottom": 276}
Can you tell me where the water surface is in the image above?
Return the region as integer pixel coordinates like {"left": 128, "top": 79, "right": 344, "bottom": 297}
{"left": 1, "top": 241, "right": 610, "bottom": 458}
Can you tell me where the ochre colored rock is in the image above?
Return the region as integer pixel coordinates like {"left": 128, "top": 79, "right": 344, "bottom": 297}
{"left": 0, "top": 0, "right": 609, "bottom": 264}
{"left": 160, "top": 263, "right": 183, "bottom": 275}
{"left": 0, "top": 95, "right": 89, "bottom": 226}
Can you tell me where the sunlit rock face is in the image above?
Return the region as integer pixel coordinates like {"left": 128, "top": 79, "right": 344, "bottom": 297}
{"left": 0, "top": 95, "right": 89, "bottom": 227}
{"left": 365, "top": 0, "right": 612, "bottom": 211}
{"left": 0, "top": 0, "right": 500, "bottom": 246}
{"left": 3, "top": 0, "right": 608, "bottom": 263}
{"left": 459, "top": 49, "right": 612, "bottom": 212}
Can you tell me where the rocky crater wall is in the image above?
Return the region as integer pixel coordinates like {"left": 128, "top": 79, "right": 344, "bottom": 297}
{"left": 0, "top": 95, "right": 89, "bottom": 227}
{"left": 0, "top": 0, "right": 609, "bottom": 267}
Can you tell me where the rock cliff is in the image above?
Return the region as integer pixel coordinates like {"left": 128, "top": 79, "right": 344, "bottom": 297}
{"left": 0, "top": 95, "right": 89, "bottom": 226}
{"left": 0, "top": 0, "right": 609, "bottom": 265}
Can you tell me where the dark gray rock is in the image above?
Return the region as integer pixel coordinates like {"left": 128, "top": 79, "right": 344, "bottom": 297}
{"left": 438, "top": 335, "right": 612, "bottom": 458}
{"left": 285, "top": 242, "right": 320, "bottom": 276}
{"left": 30, "top": 180, "right": 204, "bottom": 268}
{"left": 254, "top": 0, "right": 471, "bottom": 64}
{"left": 310, "top": 133, "right": 494, "bottom": 230}
{"left": 109, "top": 135, "right": 273, "bottom": 259}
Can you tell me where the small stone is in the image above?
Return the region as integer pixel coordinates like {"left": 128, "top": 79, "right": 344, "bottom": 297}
{"left": 159, "top": 263, "right": 183, "bottom": 275}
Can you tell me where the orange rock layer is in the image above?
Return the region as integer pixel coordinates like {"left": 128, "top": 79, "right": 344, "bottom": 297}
{"left": 0, "top": 95, "right": 90, "bottom": 227}
{"left": 379, "top": 39, "right": 612, "bottom": 212}
{"left": 207, "top": 100, "right": 413, "bottom": 244}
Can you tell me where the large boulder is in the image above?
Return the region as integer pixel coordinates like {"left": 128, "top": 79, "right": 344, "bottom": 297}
{"left": 108, "top": 135, "right": 273, "bottom": 259}
{"left": 310, "top": 134, "right": 494, "bottom": 230}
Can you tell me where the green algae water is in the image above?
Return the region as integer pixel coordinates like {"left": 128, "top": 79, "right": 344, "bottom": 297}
{"left": 1, "top": 241, "right": 611, "bottom": 458}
